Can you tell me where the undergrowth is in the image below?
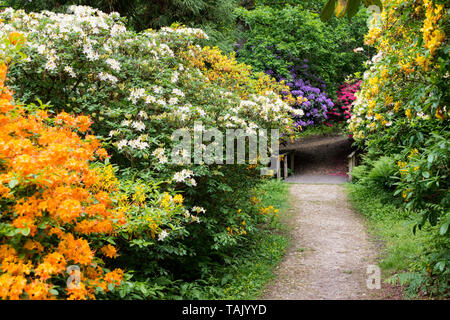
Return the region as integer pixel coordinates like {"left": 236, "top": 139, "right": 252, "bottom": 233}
{"left": 346, "top": 182, "right": 447, "bottom": 299}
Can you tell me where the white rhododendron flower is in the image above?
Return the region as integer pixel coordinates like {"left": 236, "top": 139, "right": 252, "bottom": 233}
{"left": 138, "top": 110, "right": 148, "bottom": 119}
{"left": 117, "top": 139, "right": 128, "bottom": 150}
{"left": 131, "top": 121, "right": 145, "bottom": 131}
{"left": 64, "top": 66, "right": 76, "bottom": 77}
{"left": 129, "top": 88, "right": 146, "bottom": 104}
{"left": 168, "top": 97, "right": 178, "bottom": 105}
{"left": 145, "top": 95, "right": 156, "bottom": 104}
{"left": 191, "top": 206, "right": 206, "bottom": 214}
{"left": 98, "top": 72, "right": 118, "bottom": 84}
{"left": 106, "top": 58, "right": 121, "bottom": 71}
{"left": 173, "top": 169, "right": 194, "bottom": 183}
{"left": 152, "top": 148, "right": 168, "bottom": 164}
{"left": 158, "top": 230, "right": 168, "bottom": 241}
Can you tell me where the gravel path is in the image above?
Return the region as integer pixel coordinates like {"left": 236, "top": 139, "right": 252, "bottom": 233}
{"left": 263, "top": 184, "right": 379, "bottom": 300}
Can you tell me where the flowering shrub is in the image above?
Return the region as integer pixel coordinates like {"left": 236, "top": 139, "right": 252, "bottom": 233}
{"left": 0, "top": 6, "right": 302, "bottom": 287}
{"left": 0, "top": 61, "right": 127, "bottom": 299}
{"left": 265, "top": 64, "right": 334, "bottom": 130}
{"left": 0, "top": 21, "right": 209, "bottom": 300}
{"left": 326, "top": 76, "right": 361, "bottom": 125}
{"left": 182, "top": 45, "right": 294, "bottom": 102}
{"left": 348, "top": 0, "right": 448, "bottom": 293}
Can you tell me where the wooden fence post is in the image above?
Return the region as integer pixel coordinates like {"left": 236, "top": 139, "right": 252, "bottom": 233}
{"left": 284, "top": 155, "right": 288, "bottom": 180}
{"left": 347, "top": 151, "right": 356, "bottom": 181}
{"left": 290, "top": 152, "right": 295, "bottom": 174}
{"left": 277, "top": 155, "right": 281, "bottom": 180}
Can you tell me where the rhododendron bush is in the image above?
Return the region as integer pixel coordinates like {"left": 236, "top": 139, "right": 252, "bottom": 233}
{"left": 348, "top": 0, "right": 449, "bottom": 291}
{"left": 0, "top": 6, "right": 301, "bottom": 299}
{"left": 326, "top": 76, "right": 361, "bottom": 125}
{"left": 0, "top": 62, "right": 127, "bottom": 299}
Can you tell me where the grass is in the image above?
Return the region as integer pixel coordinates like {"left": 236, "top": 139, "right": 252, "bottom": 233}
{"left": 346, "top": 182, "right": 433, "bottom": 297}
{"left": 175, "top": 178, "right": 292, "bottom": 299}
{"left": 216, "top": 179, "right": 292, "bottom": 299}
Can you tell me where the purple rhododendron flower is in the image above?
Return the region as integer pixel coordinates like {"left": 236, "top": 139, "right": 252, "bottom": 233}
{"left": 264, "top": 62, "right": 341, "bottom": 130}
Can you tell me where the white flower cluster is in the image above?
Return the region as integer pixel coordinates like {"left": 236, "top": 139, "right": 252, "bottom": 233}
{"left": 160, "top": 27, "right": 209, "bottom": 40}
{"left": 98, "top": 71, "right": 118, "bottom": 84}
{"left": 158, "top": 229, "right": 168, "bottom": 241}
{"left": 117, "top": 135, "right": 149, "bottom": 150}
{"left": 131, "top": 120, "right": 145, "bottom": 131}
{"left": 219, "top": 91, "right": 297, "bottom": 128}
{"left": 152, "top": 148, "right": 168, "bottom": 164}
{"left": 129, "top": 88, "right": 146, "bottom": 104}
{"left": 106, "top": 58, "right": 121, "bottom": 71}
{"left": 173, "top": 169, "right": 195, "bottom": 185}
{"left": 191, "top": 206, "right": 206, "bottom": 214}
{"left": 64, "top": 66, "right": 76, "bottom": 78}
{"left": 0, "top": 6, "right": 135, "bottom": 83}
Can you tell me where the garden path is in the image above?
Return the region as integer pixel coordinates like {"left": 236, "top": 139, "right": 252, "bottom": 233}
{"left": 262, "top": 183, "right": 379, "bottom": 300}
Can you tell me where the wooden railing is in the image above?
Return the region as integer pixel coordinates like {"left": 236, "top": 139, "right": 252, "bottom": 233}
{"left": 271, "top": 150, "right": 357, "bottom": 181}
{"left": 274, "top": 151, "right": 295, "bottom": 180}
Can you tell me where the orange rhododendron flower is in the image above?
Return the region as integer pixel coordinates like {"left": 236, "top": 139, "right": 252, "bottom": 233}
{"left": 8, "top": 32, "right": 26, "bottom": 47}
{"left": 100, "top": 245, "right": 118, "bottom": 259}
{"left": 0, "top": 64, "right": 126, "bottom": 300}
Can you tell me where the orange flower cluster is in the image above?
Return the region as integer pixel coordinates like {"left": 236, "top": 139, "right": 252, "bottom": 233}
{"left": 0, "top": 61, "right": 126, "bottom": 300}
{"left": 7, "top": 32, "right": 26, "bottom": 48}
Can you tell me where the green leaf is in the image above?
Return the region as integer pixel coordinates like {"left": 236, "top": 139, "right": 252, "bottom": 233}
{"left": 440, "top": 221, "right": 449, "bottom": 235}
{"left": 320, "top": 0, "right": 336, "bottom": 22}
{"left": 422, "top": 171, "right": 430, "bottom": 179}
{"left": 20, "top": 228, "right": 30, "bottom": 236}
{"left": 49, "top": 289, "right": 59, "bottom": 296}
{"left": 38, "top": 222, "right": 48, "bottom": 229}
{"left": 6, "top": 229, "right": 17, "bottom": 237}
{"left": 435, "top": 261, "right": 445, "bottom": 272}
{"left": 8, "top": 178, "right": 19, "bottom": 189}
{"left": 347, "top": 0, "right": 361, "bottom": 19}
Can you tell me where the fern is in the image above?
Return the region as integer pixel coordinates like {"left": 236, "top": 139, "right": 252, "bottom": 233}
{"left": 367, "top": 156, "right": 397, "bottom": 189}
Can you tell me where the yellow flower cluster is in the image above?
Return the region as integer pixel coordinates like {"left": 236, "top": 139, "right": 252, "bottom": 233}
{"left": 349, "top": 0, "right": 447, "bottom": 142}
{"left": 182, "top": 45, "right": 294, "bottom": 103}
{"left": 422, "top": 0, "right": 446, "bottom": 55}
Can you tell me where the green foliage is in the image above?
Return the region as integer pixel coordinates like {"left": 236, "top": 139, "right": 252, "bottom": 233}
{"left": 347, "top": 182, "right": 449, "bottom": 299}
{"left": 293, "top": 123, "right": 346, "bottom": 139}
{"left": 104, "top": 179, "right": 291, "bottom": 300}
{"left": 256, "top": 0, "right": 326, "bottom": 11}
{"left": 235, "top": 4, "right": 369, "bottom": 93}
{"left": 347, "top": 0, "right": 449, "bottom": 295}
{"left": 0, "top": 6, "right": 298, "bottom": 299}
{"left": 366, "top": 156, "right": 397, "bottom": 189}
{"left": 394, "top": 133, "right": 449, "bottom": 226}
{"left": 350, "top": 164, "right": 367, "bottom": 182}
{"left": 320, "top": 0, "right": 382, "bottom": 21}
